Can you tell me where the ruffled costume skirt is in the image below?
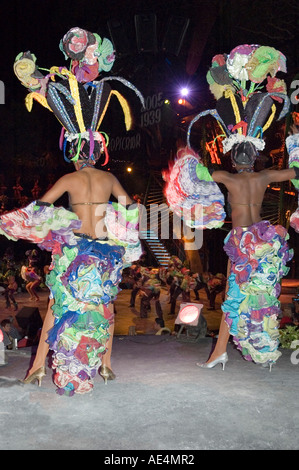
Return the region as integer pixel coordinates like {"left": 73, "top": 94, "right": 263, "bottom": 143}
{"left": 286, "top": 133, "right": 299, "bottom": 233}
{"left": 164, "top": 147, "right": 295, "bottom": 365}
{"left": 0, "top": 200, "right": 142, "bottom": 395}
{"left": 222, "top": 221, "right": 293, "bottom": 364}
{"left": 163, "top": 147, "right": 226, "bottom": 230}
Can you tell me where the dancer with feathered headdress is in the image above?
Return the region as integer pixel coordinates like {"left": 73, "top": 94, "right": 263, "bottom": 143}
{"left": 0, "top": 27, "right": 144, "bottom": 396}
{"left": 164, "top": 44, "right": 299, "bottom": 370}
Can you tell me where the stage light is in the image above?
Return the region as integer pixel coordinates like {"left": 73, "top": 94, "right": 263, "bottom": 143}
{"left": 178, "top": 98, "right": 185, "bottom": 105}
{"left": 180, "top": 87, "right": 189, "bottom": 97}
{"left": 175, "top": 303, "right": 207, "bottom": 342}
{"left": 164, "top": 99, "right": 170, "bottom": 104}
{"left": 126, "top": 166, "right": 132, "bottom": 173}
{"left": 176, "top": 303, "right": 202, "bottom": 326}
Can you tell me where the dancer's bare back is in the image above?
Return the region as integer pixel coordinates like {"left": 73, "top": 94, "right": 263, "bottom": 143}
{"left": 213, "top": 167, "right": 295, "bottom": 227}
{"left": 39, "top": 167, "right": 132, "bottom": 238}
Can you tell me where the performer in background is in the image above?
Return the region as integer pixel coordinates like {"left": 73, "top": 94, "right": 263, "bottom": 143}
{"left": 1, "top": 261, "right": 18, "bottom": 311}
{"left": 0, "top": 27, "right": 143, "bottom": 396}
{"left": 164, "top": 44, "right": 299, "bottom": 371}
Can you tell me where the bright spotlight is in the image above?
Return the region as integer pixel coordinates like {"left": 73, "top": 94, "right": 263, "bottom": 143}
{"left": 126, "top": 166, "right": 132, "bottom": 173}
{"left": 180, "top": 87, "right": 189, "bottom": 97}
{"left": 176, "top": 303, "right": 202, "bottom": 326}
{"left": 175, "top": 303, "right": 207, "bottom": 342}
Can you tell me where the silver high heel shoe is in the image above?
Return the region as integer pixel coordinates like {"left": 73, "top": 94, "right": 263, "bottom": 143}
{"left": 261, "top": 361, "right": 274, "bottom": 372}
{"left": 196, "top": 352, "right": 228, "bottom": 370}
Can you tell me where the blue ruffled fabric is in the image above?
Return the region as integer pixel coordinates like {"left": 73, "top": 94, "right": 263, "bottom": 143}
{"left": 222, "top": 221, "right": 293, "bottom": 364}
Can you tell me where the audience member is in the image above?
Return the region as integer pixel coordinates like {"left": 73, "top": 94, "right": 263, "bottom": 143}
{"left": 0, "top": 318, "right": 23, "bottom": 349}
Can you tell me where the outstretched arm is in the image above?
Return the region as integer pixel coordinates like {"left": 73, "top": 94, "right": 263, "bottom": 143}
{"left": 38, "top": 174, "right": 73, "bottom": 204}
{"left": 262, "top": 167, "right": 297, "bottom": 184}
{"left": 211, "top": 164, "right": 296, "bottom": 185}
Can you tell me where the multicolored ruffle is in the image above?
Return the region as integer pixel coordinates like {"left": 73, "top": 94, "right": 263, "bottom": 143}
{"left": 163, "top": 147, "right": 226, "bottom": 229}
{"left": 0, "top": 200, "right": 81, "bottom": 248}
{"left": 290, "top": 198, "right": 299, "bottom": 233}
{"left": 286, "top": 134, "right": 299, "bottom": 232}
{"left": 47, "top": 236, "right": 124, "bottom": 396}
{"left": 222, "top": 220, "right": 293, "bottom": 364}
{"left": 105, "top": 201, "right": 142, "bottom": 265}
{"left": 0, "top": 200, "right": 142, "bottom": 395}
{"left": 286, "top": 133, "right": 299, "bottom": 189}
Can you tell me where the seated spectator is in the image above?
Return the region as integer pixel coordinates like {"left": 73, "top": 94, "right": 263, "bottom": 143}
{"left": 0, "top": 318, "right": 23, "bottom": 349}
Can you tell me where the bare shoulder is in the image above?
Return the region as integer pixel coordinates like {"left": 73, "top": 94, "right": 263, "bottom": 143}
{"left": 212, "top": 170, "right": 234, "bottom": 183}
{"left": 94, "top": 169, "right": 116, "bottom": 181}
{"left": 50, "top": 172, "right": 76, "bottom": 188}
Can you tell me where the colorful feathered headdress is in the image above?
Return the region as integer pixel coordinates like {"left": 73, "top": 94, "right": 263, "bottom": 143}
{"left": 13, "top": 27, "right": 144, "bottom": 166}
{"left": 187, "top": 44, "right": 290, "bottom": 162}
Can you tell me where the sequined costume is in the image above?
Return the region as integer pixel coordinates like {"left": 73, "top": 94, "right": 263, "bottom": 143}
{"left": 0, "top": 200, "right": 141, "bottom": 395}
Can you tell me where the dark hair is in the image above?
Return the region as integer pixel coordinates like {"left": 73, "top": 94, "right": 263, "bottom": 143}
{"left": 231, "top": 141, "right": 257, "bottom": 167}
{"left": 1, "top": 319, "right": 11, "bottom": 328}
{"left": 67, "top": 139, "right": 103, "bottom": 164}
{"left": 155, "top": 318, "right": 165, "bottom": 328}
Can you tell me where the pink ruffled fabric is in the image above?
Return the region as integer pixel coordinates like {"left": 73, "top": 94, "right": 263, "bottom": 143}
{"left": 290, "top": 207, "right": 299, "bottom": 233}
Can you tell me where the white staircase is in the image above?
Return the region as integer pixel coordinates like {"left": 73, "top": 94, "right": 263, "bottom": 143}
{"left": 139, "top": 229, "right": 171, "bottom": 267}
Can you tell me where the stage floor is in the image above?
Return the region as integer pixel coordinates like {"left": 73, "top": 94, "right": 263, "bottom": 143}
{"left": 0, "top": 282, "right": 298, "bottom": 451}
{"left": 0, "top": 335, "right": 298, "bottom": 451}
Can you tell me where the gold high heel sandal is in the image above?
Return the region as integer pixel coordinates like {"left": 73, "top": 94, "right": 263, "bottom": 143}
{"left": 100, "top": 365, "right": 116, "bottom": 385}
{"left": 22, "top": 366, "right": 46, "bottom": 387}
